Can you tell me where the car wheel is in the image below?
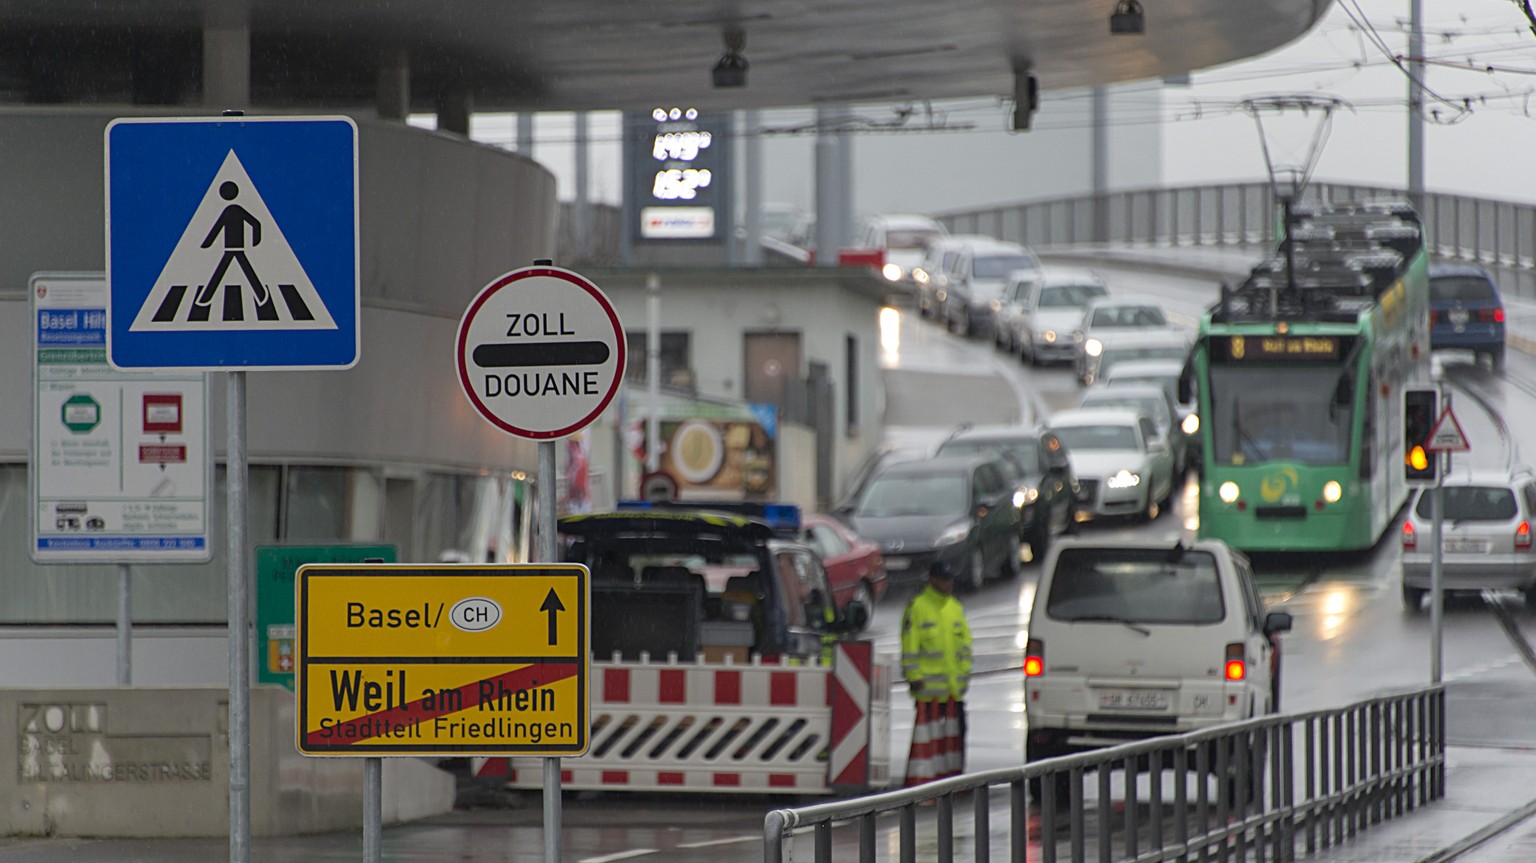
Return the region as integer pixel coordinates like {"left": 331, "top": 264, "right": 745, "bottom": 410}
{"left": 1523, "top": 586, "right": 1536, "bottom": 611}
{"left": 1491, "top": 345, "right": 1506, "bottom": 373}
{"left": 1144, "top": 493, "right": 1160, "bottom": 522}
{"left": 1000, "top": 534, "right": 1022, "bottom": 580}
{"left": 1402, "top": 583, "right": 1427, "bottom": 613}
{"left": 850, "top": 580, "right": 875, "bottom": 630}
{"left": 965, "top": 548, "right": 986, "bottom": 591}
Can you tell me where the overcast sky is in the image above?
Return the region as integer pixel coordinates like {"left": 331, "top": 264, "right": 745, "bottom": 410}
{"left": 457, "top": 0, "right": 1535, "bottom": 209}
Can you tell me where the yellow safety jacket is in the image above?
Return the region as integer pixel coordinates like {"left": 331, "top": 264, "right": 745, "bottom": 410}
{"left": 900, "top": 585, "right": 973, "bottom": 701}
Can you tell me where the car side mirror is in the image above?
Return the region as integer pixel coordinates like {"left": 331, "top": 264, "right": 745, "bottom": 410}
{"left": 1264, "top": 611, "right": 1293, "bottom": 635}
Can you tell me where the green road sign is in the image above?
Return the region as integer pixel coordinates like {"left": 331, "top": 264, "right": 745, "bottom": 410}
{"left": 256, "top": 544, "right": 396, "bottom": 690}
{"left": 61, "top": 393, "right": 100, "bottom": 433}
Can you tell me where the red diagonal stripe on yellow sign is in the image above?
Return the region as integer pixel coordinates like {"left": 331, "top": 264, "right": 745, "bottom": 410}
{"left": 305, "top": 661, "right": 579, "bottom": 747}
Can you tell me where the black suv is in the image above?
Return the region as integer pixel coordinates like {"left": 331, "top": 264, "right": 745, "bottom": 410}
{"left": 934, "top": 424, "right": 1078, "bottom": 560}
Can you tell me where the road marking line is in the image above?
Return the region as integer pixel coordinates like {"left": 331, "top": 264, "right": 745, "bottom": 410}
{"left": 677, "top": 835, "right": 759, "bottom": 849}
{"left": 579, "top": 849, "right": 659, "bottom": 863}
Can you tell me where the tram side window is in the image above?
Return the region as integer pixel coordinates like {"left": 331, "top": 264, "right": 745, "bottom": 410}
{"left": 1359, "top": 373, "right": 1376, "bottom": 480}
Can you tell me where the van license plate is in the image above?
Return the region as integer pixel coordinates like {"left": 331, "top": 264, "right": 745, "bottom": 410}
{"left": 1097, "top": 689, "right": 1170, "bottom": 711}
{"left": 1443, "top": 537, "right": 1489, "bottom": 554}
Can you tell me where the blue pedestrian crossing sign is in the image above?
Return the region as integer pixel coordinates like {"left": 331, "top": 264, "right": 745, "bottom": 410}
{"left": 106, "top": 116, "right": 360, "bottom": 370}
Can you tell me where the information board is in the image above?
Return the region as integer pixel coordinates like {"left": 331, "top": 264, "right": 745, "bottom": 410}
{"left": 31, "top": 273, "right": 211, "bottom": 562}
{"left": 296, "top": 564, "right": 590, "bottom": 757}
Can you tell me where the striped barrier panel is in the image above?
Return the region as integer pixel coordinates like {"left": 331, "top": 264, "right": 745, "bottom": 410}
{"left": 475, "top": 643, "right": 890, "bottom": 794}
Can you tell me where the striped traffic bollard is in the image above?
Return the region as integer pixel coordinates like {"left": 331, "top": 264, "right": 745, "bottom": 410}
{"left": 904, "top": 700, "right": 935, "bottom": 786}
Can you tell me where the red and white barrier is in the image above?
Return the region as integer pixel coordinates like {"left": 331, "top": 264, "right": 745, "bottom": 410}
{"left": 475, "top": 644, "right": 890, "bottom": 794}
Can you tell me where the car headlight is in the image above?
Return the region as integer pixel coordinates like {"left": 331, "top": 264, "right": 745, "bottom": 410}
{"left": 1219, "top": 481, "right": 1240, "bottom": 503}
{"left": 913, "top": 269, "right": 930, "bottom": 285}
{"left": 882, "top": 262, "right": 903, "bottom": 282}
{"left": 990, "top": 299, "right": 1003, "bottom": 312}
{"left": 1041, "top": 329, "right": 1057, "bottom": 343}
{"left": 1012, "top": 487, "right": 1038, "bottom": 508}
{"left": 1182, "top": 413, "right": 1200, "bottom": 435}
{"left": 1106, "top": 469, "right": 1141, "bottom": 489}
{"left": 1085, "top": 338, "right": 1103, "bottom": 357}
{"left": 935, "top": 523, "right": 971, "bottom": 546}
{"left": 1323, "top": 480, "right": 1342, "bottom": 503}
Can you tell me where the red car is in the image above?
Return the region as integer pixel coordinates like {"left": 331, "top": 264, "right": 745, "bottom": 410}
{"left": 800, "top": 513, "right": 888, "bottom": 628}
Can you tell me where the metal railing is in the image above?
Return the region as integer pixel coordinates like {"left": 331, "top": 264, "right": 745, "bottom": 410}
{"left": 936, "top": 182, "right": 1536, "bottom": 297}
{"left": 764, "top": 686, "right": 1444, "bottom": 863}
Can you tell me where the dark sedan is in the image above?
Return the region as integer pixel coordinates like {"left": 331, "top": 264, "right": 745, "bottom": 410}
{"left": 933, "top": 424, "right": 1078, "bottom": 561}
{"left": 836, "top": 455, "right": 1021, "bottom": 591}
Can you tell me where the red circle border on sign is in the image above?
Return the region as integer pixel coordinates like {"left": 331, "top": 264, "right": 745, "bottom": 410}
{"left": 455, "top": 266, "right": 627, "bottom": 440}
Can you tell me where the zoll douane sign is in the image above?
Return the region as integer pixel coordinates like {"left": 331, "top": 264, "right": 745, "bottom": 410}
{"left": 295, "top": 564, "right": 590, "bottom": 757}
{"left": 456, "top": 265, "right": 626, "bottom": 440}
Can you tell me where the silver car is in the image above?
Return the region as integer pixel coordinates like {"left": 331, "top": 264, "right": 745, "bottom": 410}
{"left": 994, "top": 267, "right": 1110, "bottom": 363}
{"left": 1401, "top": 467, "right": 1536, "bottom": 611}
{"left": 1078, "top": 329, "right": 1192, "bottom": 387}
{"left": 1078, "top": 382, "right": 1187, "bottom": 477}
{"left": 1048, "top": 407, "right": 1176, "bottom": 523}
{"left": 1072, "top": 296, "right": 1179, "bottom": 383}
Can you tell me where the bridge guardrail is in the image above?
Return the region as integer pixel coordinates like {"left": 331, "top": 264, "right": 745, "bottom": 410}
{"left": 764, "top": 685, "right": 1444, "bottom": 863}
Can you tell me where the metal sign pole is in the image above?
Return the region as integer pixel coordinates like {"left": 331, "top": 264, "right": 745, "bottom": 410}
{"left": 1430, "top": 464, "right": 1443, "bottom": 684}
{"left": 117, "top": 563, "right": 132, "bottom": 685}
{"left": 228, "top": 370, "right": 251, "bottom": 863}
{"left": 538, "top": 439, "right": 562, "bottom": 863}
{"left": 364, "top": 758, "right": 382, "bottom": 862}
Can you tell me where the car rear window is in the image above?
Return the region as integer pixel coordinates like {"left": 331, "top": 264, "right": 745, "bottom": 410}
{"left": 1430, "top": 276, "right": 1498, "bottom": 304}
{"left": 1046, "top": 548, "right": 1224, "bottom": 624}
{"left": 1415, "top": 485, "right": 1518, "bottom": 521}
{"left": 1040, "top": 283, "right": 1108, "bottom": 308}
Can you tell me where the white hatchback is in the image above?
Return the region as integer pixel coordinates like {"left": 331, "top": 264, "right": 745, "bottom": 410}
{"left": 1024, "top": 539, "right": 1292, "bottom": 769}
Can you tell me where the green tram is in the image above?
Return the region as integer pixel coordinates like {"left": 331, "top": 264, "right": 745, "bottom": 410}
{"left": 1192, "top": 202, "right": 1429, "bottom": 552}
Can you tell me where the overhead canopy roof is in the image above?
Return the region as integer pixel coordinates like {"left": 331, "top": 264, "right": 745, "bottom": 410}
{"left": 0, "top": 0, "right": 1326, "bottom": 112}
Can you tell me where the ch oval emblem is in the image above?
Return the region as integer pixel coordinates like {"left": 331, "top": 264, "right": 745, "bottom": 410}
{"left": 450, "top": 597, "right": 503, "bottom": 632}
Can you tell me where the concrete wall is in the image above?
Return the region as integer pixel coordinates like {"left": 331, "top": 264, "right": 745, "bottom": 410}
{"left": 3, "top": 686, "right": 453, "bottom": 837}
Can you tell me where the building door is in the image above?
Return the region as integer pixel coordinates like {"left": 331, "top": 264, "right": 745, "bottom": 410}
{"left": 744, "top": 332, "right": 801, "bottom": 417}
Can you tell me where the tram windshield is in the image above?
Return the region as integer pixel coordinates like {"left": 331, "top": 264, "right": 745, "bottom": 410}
{"left": 1208, "top": 363, "right": 1355, "bottom": 466}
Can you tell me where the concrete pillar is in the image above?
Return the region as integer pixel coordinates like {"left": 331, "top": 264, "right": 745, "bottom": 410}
{"left": 437, "top": 91, "right": 473, "bottom": 137}
{"left": 377, "top": 48, "right": 411, "bottom": 121}
{"left": 742, "top": 110, "right": 764, "bottom": 266}
{"left": 575, "top": 112, "right": 591, "bottom": 263}
{"left": 1091, "top": 86, "right": 1110, "bottom": 243}
{"left": 202, "top": 1, "right": 250, "bottom": 109}
{"left": 813, "top": 106, "right": 848, "bottom": 268}
{"left": 516, "top": 113, "right": 535, "bottom": 154}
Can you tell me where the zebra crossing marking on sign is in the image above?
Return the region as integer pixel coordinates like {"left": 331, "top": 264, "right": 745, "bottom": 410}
{"left": 106, "top": 115, "right": 359, "bottom": 371}
{"left": 130, "top": 151, "right": 338, "bottom": 333}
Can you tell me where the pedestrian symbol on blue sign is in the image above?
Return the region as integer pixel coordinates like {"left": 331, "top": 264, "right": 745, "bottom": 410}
{"left": 107, "top": 116, "right": 359, "bottom": 371}
{"left": 130, "top": 151, "right": 338, "bottom": 333}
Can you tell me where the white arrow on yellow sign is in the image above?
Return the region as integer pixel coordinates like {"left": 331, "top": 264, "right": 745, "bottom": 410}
{"left": 295, "top": 564, "right": 590, "bottom": 757}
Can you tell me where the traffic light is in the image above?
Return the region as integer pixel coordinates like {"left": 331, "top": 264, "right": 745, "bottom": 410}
{"left": 1403, "top": 387, "right": 1438, "bottom": 483}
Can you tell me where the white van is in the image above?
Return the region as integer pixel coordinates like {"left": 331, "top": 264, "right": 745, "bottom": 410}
{"left": 1023, "top": 539, "right": 1291, "bottom": 767}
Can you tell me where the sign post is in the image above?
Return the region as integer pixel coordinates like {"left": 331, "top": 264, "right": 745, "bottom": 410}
{"left": 31, "top": 273, "right": 212, "bottom": 686}
{"left": 1425, "top": 396, "right": 1470, "bottom": 684}
{"left": 457, "top": 261, "right": 622, "bottom": 863}
{"left": 106, "top": 113, "right": 359, "bottom": 863}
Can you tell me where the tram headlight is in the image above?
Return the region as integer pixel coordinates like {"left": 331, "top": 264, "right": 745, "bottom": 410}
{"left": 1219, "top": 482, "right": 1240, "bottom": 503}
{"left": 1107, "top": 469, "right": 1141, "bottom": 489}
{"left": 1085, "top": 338, "right": 1103, "bottom": 357}
{"left": 1182, "top": 413, "right": 1200, "bottom": 435}
{"left": 1322, "top": 480, "right": 1342, "bottom": 503}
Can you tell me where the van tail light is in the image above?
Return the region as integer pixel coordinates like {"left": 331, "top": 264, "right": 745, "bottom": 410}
{"left": 1224, "top": 643, "right": 1246, "bottom": 681}
{"left": 1402, "top": 521, "right": 1416, "bottom": 550}
{"left": 1024, "top": 638, "right": 1044, "bottom": 678}
{"left": 1517, "top": 521, "right": 1532, "bottom": 552}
